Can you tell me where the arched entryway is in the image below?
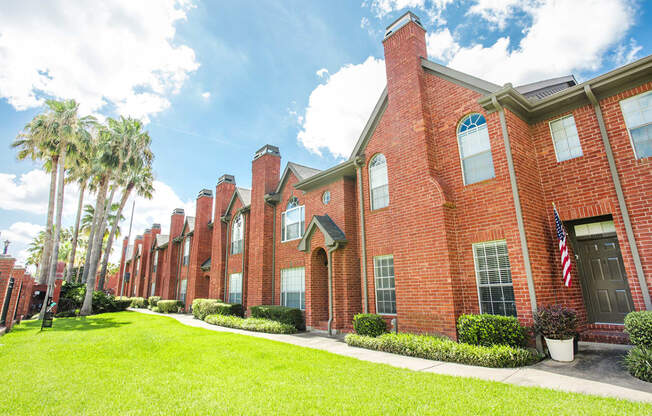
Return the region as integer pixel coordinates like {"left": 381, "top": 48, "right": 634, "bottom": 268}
{"left": 310, "top": 247, "right": 329, "bottom": 329}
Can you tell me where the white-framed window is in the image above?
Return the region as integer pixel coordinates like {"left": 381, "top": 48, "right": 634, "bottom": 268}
{"left": 281, "top": 267, "right": 305, "bottom": 310}
{"left": 472, "top": 240, "right": 516, "bottom": 317}
{"left": 152, "top": 251, "right": 158, "bottom": 274}
{"left": 620, "top": 91, "right": 652, "bottom": 159}
{"left": 457, "top": 113, "right": 495, "bottom": 185}
{"left": 182, "top": 237, "right": 190, "bottom": 266}
{"left": 231, "top": 213, "right": 244, "bottom": 254}
{"left": 322, "top": 190, "right": 331, "bottom": 205}
{"left": 179, "top": 279, "right": 187, "bottom": 304}
{"left": 134, "top": 258, "right": 140, "bottom": 277}
{"left": 549, "top": 115, "right": 583, "bottom": 162}
{"left": 281, "top": 197, "right": 305, "bottom": 242}
{"left": 150, "top": 281, "right": 156, "bottom": 297}
{"left": 229, "top": 273, "right": 242, "bottom": 304}
{"left": 374, "top": 255, "right": 396, "bottom": 314}
{"left": 369, "top": 154, "right": 389, "bottom": 210}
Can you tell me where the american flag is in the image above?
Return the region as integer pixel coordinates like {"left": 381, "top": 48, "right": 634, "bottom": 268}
{"left": 554, "top": 205, "right": 572, "bottom": 287}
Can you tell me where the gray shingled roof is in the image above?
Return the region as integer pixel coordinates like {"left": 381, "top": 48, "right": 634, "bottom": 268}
{"left": 201, "top": 258, "right": 211, "bottom": 271}
{"left": 155, "top": 234, "right": 169, "bottom": 247}
{"left": 288, "top": 162, "right": 321, "bottom": 181}
{"left": 186, "top": 216, "right": 196, "bottom": 234}
{"left": 298, "top": 214, "right": 346, "bottom": 252}
{"left": 515, "top": 75, "right": 577, "bottom": 101}
{"left": 236, "top": 187, "right": 251, "bottom": 207}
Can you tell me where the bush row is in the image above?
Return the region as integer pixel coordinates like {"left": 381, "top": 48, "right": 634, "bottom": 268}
{"left": 191, "top": 299, "right": 243, "bottom": 320}
{"left": 250, "top": 305, "right": 305, "bottom": 330}
{"left": 345, "top": 333, "right": 540, "bottom": 368}
{"left": 157, "top": 300, "right": 184, "bottom": 313}
{"left": 624, "top": 311, "right": 652, "bottom": 382}
{"left": 55, "top": 290, "right": 131, "bottom": 317}
{"left": 148, "top": 296, "right": 161, "bottom": 309}
{"left": 204, "top": 314, "right": 297, "bottom": 334}
{"left": 353, "top": 314, "right": 387, "bottom": 337}
{"left": 457, "top": 314, "right": 527, "bottom": 348}
{"left": 129, "top": 297, "right": 147, "bottom": 308}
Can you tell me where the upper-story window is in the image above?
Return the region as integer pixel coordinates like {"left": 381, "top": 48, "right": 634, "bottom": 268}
{"left": 369, "top": 154, "right": 389, "bottom": 210}
{"left": 182, "top": 237, "right": 190, "bottom": 266}
{"left": 281, "top": 196, "right": 305, "bottom": 242}
{"left": 549, "top": 115, "right": 583, "bottom": 162}
{"left": 231, "top": 213, "right": 244, "bottom": 254}
{"left": 620, "top": 91, "right": 652, "bottom": 159}
{"left": 457, "top": 113, "right": 495, "bottom": 184}
{"left": 152, "top": 250, "right": 158, "bottom": 273}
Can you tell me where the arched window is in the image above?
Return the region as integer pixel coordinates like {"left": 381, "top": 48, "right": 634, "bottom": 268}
{"left": 369, "top": 154, "right": 389, "bottom": 210}
{"left": 231, "top": 213, "right": 244, "bottom": 254}
{"left": 282, "top": 196, "right": 305, "bottom": 242}
{"left": 457, "top": 113, "right": 495, "bottom": 184}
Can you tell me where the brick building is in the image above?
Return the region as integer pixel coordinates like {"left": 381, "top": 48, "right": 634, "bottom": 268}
{"left": 116, "top": 12, "right": 652, "bottom": 342}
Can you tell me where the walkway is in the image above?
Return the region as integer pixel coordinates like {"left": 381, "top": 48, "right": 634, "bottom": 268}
{"left": 133, "top": 309, "right": 652, "bottom": 402}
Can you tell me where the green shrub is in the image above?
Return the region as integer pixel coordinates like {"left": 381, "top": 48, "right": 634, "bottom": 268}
{"left": 624, "top": 311, "right": 652, "bottom": 348}
{"left": 130, "top": 297, "right": 146, "bottom": 308}
{"left": 92, "top": 291, "right": 117, "bottom": 314}
{"left": 345, "top": 333, "right": 540, "bottom": 368}
{"left": 457, "top": 314, "right": 527, "bottom": 348}
{"left": 353, "top": 314, "right": 387, "bottom": 337}
{"left": 191, "top": 298, "right": 241, "bottom": 320}
{"left": 55, "top": 309, "right": 77, "bottom": 318}
{"left": 57, "top": 281, "right": 86, "bottom": 312}
{"left": 534, "top": 305, "right": 577, "bottom": 340}
{"left": 157, "top": 300, "right": 180, "bottom": 313}
{"left": 250, "top": 305, "right": 304, "bottom": 330}
{"left": 148, "top": 296, "right": 161, "bottom": 308}
{"left": 204, "top": 314, "right": 297, "bottom": 334}
{"left": 151, "top": 306, "right": 160, "bottom": 313}
{"left": 113, "top": 298, "right": 132, "bottom": 311}
{"left": 624, "top": 346, "right": 652, "bottom": 382}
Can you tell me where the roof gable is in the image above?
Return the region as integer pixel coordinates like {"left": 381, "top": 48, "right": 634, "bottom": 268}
{"left": 224, "top": 187, "right": 252, "bottom": 216}
{"left": 349, "top": 87, "right": 388, "bottom": 160}
{"left": 297, "top": 214, "right": 346, "bottom": 252}
{"left": 274, "top": 162, "right": 321, "bottom": 195}
{"left": 154, "top": 234, "right": 169, "bottom": 249}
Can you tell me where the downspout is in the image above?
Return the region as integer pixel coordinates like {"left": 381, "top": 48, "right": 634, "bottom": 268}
{"left": 327, "top": 242, "right": 340, "bottom": 336}
{"left": 354, "top": 158, "right": 369, "bottom": 313}
{"left": 492, "top": 97, "right": 540, "bottom": 326}
{"left": 222, "top": 216, "right": 231, "bottom": 302}
{"left": 585, "top": 86, "right": 651, "bottom": 310}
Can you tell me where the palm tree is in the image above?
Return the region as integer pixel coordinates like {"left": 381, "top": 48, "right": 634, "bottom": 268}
{"left": 40, "top": 99, "right": 94, "bottom": 318}
{"left": 98, "top": 117, "right": 154, "bottom": 289}
{"left": 13, "top": 114, "right": 60, "bottom": 284}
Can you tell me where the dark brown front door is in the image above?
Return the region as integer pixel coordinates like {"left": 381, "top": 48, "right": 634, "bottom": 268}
{"left": 575, "top": 236, "right": 634, "bottom": 324}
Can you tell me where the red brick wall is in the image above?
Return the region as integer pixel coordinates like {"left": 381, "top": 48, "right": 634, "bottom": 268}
{"left": 160, "top": 210, "right": 185, "bottom": 300}
{"left": 186, "top": 193, "right": 214, "bottom": 307}
{"left": 209, "top": 178, "right": 236, "bottom": 300}
{"left": 0, "top": 256, "right": 16, "bottom": 328}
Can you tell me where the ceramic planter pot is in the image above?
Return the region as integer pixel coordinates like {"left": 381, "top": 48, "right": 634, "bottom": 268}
{"left": 545, "top": 336, "right": 574, "bottom": 362}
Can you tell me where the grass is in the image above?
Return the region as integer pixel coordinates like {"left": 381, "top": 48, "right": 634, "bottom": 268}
{"left": 0, "top": 312, "right": 648, "bottom": 415}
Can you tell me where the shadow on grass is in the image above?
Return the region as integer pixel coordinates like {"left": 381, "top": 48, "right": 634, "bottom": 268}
{"left": 13, "top": 312, "right": 132, "bottom": 334}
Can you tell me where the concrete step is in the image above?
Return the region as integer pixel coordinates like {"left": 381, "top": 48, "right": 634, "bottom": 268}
{"left": 580, "top": 329, "right": 630, "bottom": 345}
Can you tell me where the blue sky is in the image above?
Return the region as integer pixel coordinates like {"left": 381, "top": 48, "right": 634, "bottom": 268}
{"left": 1, "top": 0, "right": 650, "bottom": 266}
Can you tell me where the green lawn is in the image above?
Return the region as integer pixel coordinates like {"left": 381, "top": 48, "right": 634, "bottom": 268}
{"left": 0, "top": 312, "right": 648, "bottom": 415}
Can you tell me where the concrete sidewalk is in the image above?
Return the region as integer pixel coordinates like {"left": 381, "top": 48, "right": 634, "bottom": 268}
{"left": 132, "top": 309, "right": 652, "bottom": 403}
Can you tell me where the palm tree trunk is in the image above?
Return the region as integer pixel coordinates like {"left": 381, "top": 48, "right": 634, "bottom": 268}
{"left": 81, "top": 220, "right": 96, "bottom": 283}
{"left": 38, "top": 156, "right": 58, "bottom": 284}
{"left": 98, "top": 183, "right": 132, "bottom": 290}
{"left": 66, "top": 180, "right": 86, "bottom": 282}
{"left": 39, "top": 149, "right": 66, "bottom": 318}
{"left": 80, "top": 176, "right": 109, "bottom": 315}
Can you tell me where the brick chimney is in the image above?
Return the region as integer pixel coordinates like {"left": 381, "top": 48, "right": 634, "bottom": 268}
{"left": 209, "top": 175, "right": 236, "bottom": 299}
{"left": 248, "top": 145, "right": 280, "bottom": 308}
{"left": 161, "top": 208, "right": 185, "bottom": 300}
{"left": 141, "top": 228, "right": 153, "bottom": 298}
{"left": 187, "top": 189, "right": 214, "bottom": 305}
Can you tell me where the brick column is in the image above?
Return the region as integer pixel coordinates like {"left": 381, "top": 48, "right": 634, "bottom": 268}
{"left": 161, "top": 209, "right": 185, "bottom": 300}
{"left": 209, "top": 175, "right": 236, "bottom": 299}
{"left": 187, "top": 189, "right": 214, "bottom": 306}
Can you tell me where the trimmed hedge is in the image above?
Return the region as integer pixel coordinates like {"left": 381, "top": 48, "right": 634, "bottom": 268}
{"left": 457, "top": 314, "right": 527, "bottom": 348}
{"left": 130, "top": 297, "right": 147, "bottom": 308}
{"left": 148, "top": 296, "right": 161, "bottom": 308}
{"left": 250, "top": 305, "right": 304, "bottom": 330}
{"left": 113, "top": 298, "right": 132, "bottom": 311}
{"left": 151, "top": 306, "right": 160, "bottom": 313}
{"left": 625, "top": 346, "right": 652, "bottom": 382}
{"left": 204, "top": 314, "right": 297, "bottom": 334}
{"left": 624, "top": 311, "right": 652, "bottom": 348}
{"left": 353, "top": 314, "right": 387, "bottom": 337}
{"left": 191, "top": 298, "right": 242, "bottom": 320}
{"left": 345, "top": 333, "right": 540, "bottom": 368}
{"left": 157, "top": 300, "right": 183, "bottom": 313}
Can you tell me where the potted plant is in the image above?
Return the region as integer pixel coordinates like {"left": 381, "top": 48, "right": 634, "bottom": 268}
{"left": 534, "top": 305, "right": 577, "bottom": 362}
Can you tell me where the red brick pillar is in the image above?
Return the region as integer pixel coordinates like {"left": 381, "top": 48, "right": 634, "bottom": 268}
{"left": 248, "top": 145, "right": 281, "bottom": 308}
{"left": 5, "top": 267, "right": 25, "bottom": 330}
{"left": 187, "top": 189, "right": 214, "bottom": 306}
{"left": 210, "top": 175, "right": 236, "bottom": 300}
{"left": 161, "top": 209, "right": 185, "bottom": 300}
{"left": 140, "top": 229, "right": 154, "bottom": 298}
{"left": 0, "top": 255, "right": 16, "bottom": 329}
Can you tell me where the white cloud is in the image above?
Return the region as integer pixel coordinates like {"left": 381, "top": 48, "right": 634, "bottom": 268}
{"left": 297, "top": 56, "right": 386, "bottom": 158}
{"left": 0, "top": 222, "right": 44, "bottom": 269}
{"left": 614, "top": 38, "right": 643, "bottom": 67}
{"left": 368, "top": 0, "right": 452, "bottom": 25}
{"left": 201, "top": 91, "right": 211, "bottom": 99}
{"left": 316, "top": 68, "right": 329, "bottom": 78}
{"left": 425, "top": 28, "right": 459, "bottom": 61}
{"left": 467, "top": 0, "right": 529, "bottom": 30}
{"left": 0, "top": 0, "right": 199, "bottom": 121}
{"left": 0, "top": 169, "right": 83, "bottom": 217}
{"left": 427, "top": 0, "right": 636, "bottom": 85}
